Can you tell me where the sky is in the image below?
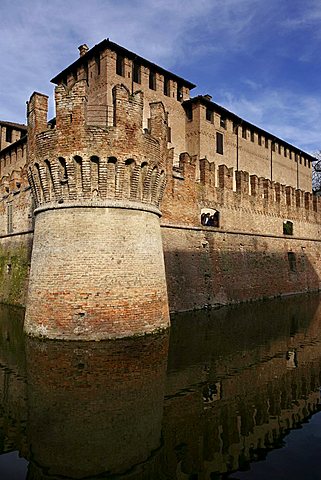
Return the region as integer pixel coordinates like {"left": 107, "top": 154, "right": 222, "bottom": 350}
{"left": 1, "top": 0, "right": 321, "bottom": 154}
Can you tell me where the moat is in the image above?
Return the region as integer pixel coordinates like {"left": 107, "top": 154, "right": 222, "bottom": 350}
{"left": 1, "top": 293, "right": 321, "bottom": 479}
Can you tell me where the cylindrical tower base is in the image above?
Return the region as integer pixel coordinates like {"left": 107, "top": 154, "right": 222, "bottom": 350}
{"left": 24, "top": 201, "right": 170, "bottom": 340}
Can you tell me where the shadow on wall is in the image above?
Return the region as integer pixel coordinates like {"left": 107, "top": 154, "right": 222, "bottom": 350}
{"left": 163, "top": 233, "right": 321, "bottom": 312}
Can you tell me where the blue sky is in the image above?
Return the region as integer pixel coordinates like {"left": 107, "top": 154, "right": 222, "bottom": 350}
{"left": 1, "top": 0, "right": 321, "bottom": 153}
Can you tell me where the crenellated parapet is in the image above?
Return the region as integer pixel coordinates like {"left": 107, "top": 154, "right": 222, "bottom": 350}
{"left": 26, "top": 81, "right": 168, "bottom": 212}
{"left": 24, "top": 80, "right": 170, "bottom": 341}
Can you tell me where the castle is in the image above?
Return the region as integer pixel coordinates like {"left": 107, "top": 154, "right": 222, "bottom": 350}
{"left": 0, "top": 39, "right": 320, "bottom": 340}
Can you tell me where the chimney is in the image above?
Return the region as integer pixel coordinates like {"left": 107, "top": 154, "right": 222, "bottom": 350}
{"left": 78, "top": 44, "right": 89, "bottom": 57}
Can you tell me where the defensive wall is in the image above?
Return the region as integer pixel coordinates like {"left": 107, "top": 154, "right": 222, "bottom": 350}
{"left": 0, "top": 39, "right": 320, "bottom": 338}
{"left": 0, "top": 83, "right": 321, "bottom": 327}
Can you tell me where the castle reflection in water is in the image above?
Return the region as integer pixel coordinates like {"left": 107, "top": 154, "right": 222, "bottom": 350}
{"left": 1, "top": 293, "right": 321, "bottom": 479}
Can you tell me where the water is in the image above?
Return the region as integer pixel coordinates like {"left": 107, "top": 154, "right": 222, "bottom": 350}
{"left": 1, "top": 293, "right": 321, "bottom": 479}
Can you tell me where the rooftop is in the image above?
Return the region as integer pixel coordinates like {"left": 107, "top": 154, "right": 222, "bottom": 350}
{"left": 51, "top": 38, "right": 196, "bottom": 90}
{"left": 0, "top": 120, "right": 27, "bottom": 131}
{"left": 184, "top": 96, "right": 317, "bottom": 163}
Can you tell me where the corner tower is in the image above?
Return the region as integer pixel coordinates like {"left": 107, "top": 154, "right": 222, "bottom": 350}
{"left": 24, "top": 80, "right": 170, "bottom": 340}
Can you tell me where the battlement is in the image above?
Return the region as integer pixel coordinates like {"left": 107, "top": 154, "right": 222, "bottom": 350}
{"left": 26, "top": 81, "right": 168, "bottom": 211}
{"left": 161, "top": 155, "right": 321, "bottom": 236}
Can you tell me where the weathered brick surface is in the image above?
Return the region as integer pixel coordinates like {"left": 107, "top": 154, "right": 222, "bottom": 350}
{"left": 25, "top": 333, "right": 168, "bottom": 477}
{"left": 25, "top": 82, "right": 170, "bottom": 339}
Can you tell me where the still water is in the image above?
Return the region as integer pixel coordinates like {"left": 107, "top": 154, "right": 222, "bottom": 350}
{"left": 1, "top": 293, "right": 321, "bottom": 479}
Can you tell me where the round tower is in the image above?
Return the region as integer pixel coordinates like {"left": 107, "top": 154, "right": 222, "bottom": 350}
{"left": 24, "top": 81, "right": 170, "bottom": 340}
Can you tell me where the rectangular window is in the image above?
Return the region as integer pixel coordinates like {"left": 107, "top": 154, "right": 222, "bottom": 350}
{"left": 258, "top": 135, "right": 262, "bottom": 146}
{"left": 278, "top": 144, "right": 282, "bottom": 154}
{"left": 250, "top": 131, "right": 254, "bottom": 142}
{"left": 149, "top": 70, "right": 156, "bottom": 90}
{"left": 7, "top": 204, "right": 13, "bottom": 233}
{"left": 216, "top": 132, "right": 224, "bottom": 155}
{"left": 206, "top": 108, "right": 213, "bottom": 122}
{"left": 95, "top": 55, "right": 100, "bottom": 75}
{"left": 185, "top": 105, "right": 193, "bottom": 121}
{"left": 164, "top": 77, "right": 170, "bottom": 96}
{"left": 272, "top": 142, "right": 275, "bottom": 152}
{"left": 132, "top": 61, "right": 141, "bottom": 84}
{"left": 116, "top": 54, "right": 125, "bottom": 76}
{"left": 220, "top": 117, "right": 226, "bottom": 129}
{"left": 288, "top": 252, "right": 296, "bottom": 272}
{"left": 6, "top": 127, "right": 12, "bottom": 143}
{"left": 177, "top": 84, "right": 183, "bottom": 101}
{"left": 290, "top": 151, "right": 292, "bottom": 159}
{"left": 265, "top": 138, "right": 268, "bottom": 148}
{"left": 242, "top": 126, "right": 247, "bottom": 139}
{"left": 284, "top": 148, "right": 287, "bottom": 157}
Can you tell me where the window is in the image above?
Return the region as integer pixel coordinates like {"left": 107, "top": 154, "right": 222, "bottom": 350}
{"left": 216, "top": 132, "right": 223, "bottom": 155}
{"left": 201, "top": 208, "right": 219, "bottom": 227}
{"left": 258, "top": 135, "right": 262, "bottom": 146}
{"left": 206, "top": 108, "right": 213, "bottom": 122}
{"left": 95, "top": 55, "right": 100, "bottom": 75}
{"left": 290, "top": 151, "right": 292, "bottom": 159}
{"left": 250, "top": 131, "right": 254, "bottom": 142}
{"left": 272, "top": 142, "right": 275, "bottom": 152}
{"left": 242, "top": 126, "right": 247, "bottom": 139}
{"left": 132, "top": 61, "right": 141, "bottom": 84}
{"left": 265, "top": 137, "right": 268, "bottom": 148}
{"left": 283, "top": 220, "right": 293, "bottom": 235}
{"left": 116, "top": 54, "right": 125, "bottom": 76}
{"left": 288, "top": 252, "right": 296, "bottom": 272}
{"left": 278, "top": 144, "right": 282, "bottom": 154}
{"left": 177, "top": 84, "right": 183, "bottom": 101}
{"left": 220, "top": 117, "right": 226, "bottom": 129}
{"left": 149, "top": 70, "right": 156, "bottom": 90}
{"left": 164, "top": 77, "right": 170, "bottom": 96}
{"left": 185, "top": 105, "right": 193, "bottom": 121}
{"left": 284, "top": 148, "right": 287, "bottom": 157}
{"left": 7, "top": 203, "right": 13, "bottom": 233}
{"left": 6, "top": 127, "right": 12, "bottom": 143}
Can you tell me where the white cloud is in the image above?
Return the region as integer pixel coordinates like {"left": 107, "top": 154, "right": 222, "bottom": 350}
{"left": 217, "top": 87, "right": 321, "bottom": 153}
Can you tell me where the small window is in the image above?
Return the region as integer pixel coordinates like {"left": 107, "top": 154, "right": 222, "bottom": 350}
{"left": 265, "top": 137, "right": 268, "bottom": 148}
{"left": 250, "top": 131, "right": 254, "bottom": 142}
{"left": 201, "top": 208, "right": 219, "bottom": 227}
{"left": 233, "top": 121, "right": 239, "bottom": 132}
{"left": 7, "top": 203, "right": 13, "bottom": 233}
{"left": 20, "top": 130, "right": 25, "bottom": 139}
{"left": 216, "top": 132, "right": 223, "bottom": 155}
{"left": 177, "top": 84, "right": 183, "bottom": 101}
{"left": 272, "top": 142, "right": 275, "bottom": 152}
{"left": 295, "top": 154, "right": 298, "bottom": 163}
{"left": 206, "top": 108, "right": 213, "bottom": 122}
{"left": 278, "top": 144, "right": 282, "bottom": 154}
{"left": 308, "top": 160, "right": 311, "bottom": 168}
{"left": 149, "top": 70, "right": 156, "bottom": 90}
{"left": 116, "top": 54, "right": 125, "bottom": 76}
{"left": 299, "top": 156, "right": 302, "bottom": 164}
{"left": 220, "top": 117, "right": 226, "bottom": 129}
{"left": 284, "top": 148, "right": 287, "bottom": 157}
{"left": 283, "top": 220, "right": 293, "bottom": 235}
{"left": 164, "top": 77, "right": 170, "bottom": 96}
{"left": 242, "top": 126, "right": 247, "bottom": 139}
{"left": 6, "top": 127, "right": 12, "bottom": 143}
{"left": 290, "top": 151, "right": 292, "bottom": 159}
{"left": 95, "top": 55, "right": 100, "bottom": 75}
{"left": 185, "top": 105, "right": 193, "bottom": 121}
{"left": 304, "top": 158, "right": 306, "bottom": 167}
{"left": 258, "top": 135, "right": 262, "bottom": 146}
{"left": 132, "top": 61, "right": 141, "bottom": 84}
{"left": 288, "top": 252, "right": 296, "bottom": 272}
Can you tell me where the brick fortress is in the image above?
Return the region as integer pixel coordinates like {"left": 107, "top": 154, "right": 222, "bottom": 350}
{"left": 0, "top": 39, "right": 320, "bottom": 339}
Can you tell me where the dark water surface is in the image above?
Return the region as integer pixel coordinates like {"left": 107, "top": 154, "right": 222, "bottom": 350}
{"left": 1, "top": 293, "right": 321, "bottom": 479}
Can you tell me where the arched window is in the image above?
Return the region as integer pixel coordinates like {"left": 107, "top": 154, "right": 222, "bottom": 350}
{"left": 201, "top": 208, "right": 219, "bottom": 227}
{"left": 283, "top": 220, "right": 293, "bottom": 235}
